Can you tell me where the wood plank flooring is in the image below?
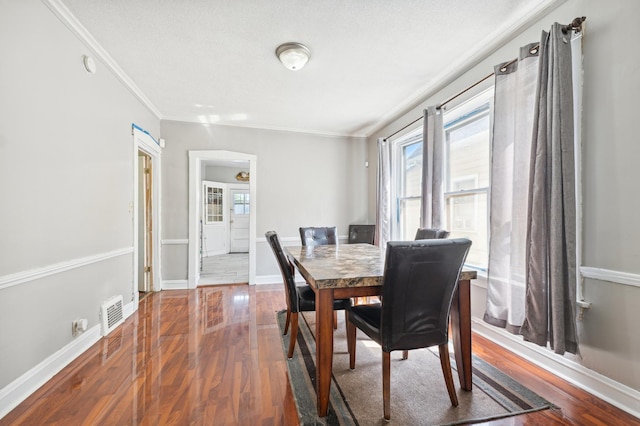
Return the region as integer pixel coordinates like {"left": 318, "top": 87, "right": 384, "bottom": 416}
{"left": 2, "top": 284, "right": 638, "bottom": 425}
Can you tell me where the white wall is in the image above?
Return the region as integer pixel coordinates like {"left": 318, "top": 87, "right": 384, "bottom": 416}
{"left": 367, "top": 0, "right": 640, "bottom": 402}
{"left": 160, "top": 121, "right": 369, "bottom": 280}
{"left": 0, "top": 0, "right": 159, "bottom": 395}
{"left": 205, "top": 165, "right": 246, "bottom": 183}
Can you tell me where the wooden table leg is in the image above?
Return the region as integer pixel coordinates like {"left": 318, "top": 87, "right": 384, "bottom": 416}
{"left": 450, "top": 279, "right": 472, "bottom": 391}
{"left": 316, "top": 289, "right": 334, "bottom": 417}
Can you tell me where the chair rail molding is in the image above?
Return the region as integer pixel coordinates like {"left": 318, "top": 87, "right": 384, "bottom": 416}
{"left": 0, "top": 247, "right": 134, "bottom": 291}
{"left": 580, "top": 266, "right": 640, "bottom": 289}
{"left": 256, "top": 235, "right": 349, "bottom": 244}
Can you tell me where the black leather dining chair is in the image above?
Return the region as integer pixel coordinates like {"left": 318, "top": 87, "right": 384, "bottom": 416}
{"left": 266, "top": 231, "right": 351, "bottom": 358}
{"left": 415, "top": 227, "right": 450, "bottom": 240}
{"left": 346, "top": 238, "right": 471, "bottom": 420}
{"left": 299, "top": 226, "right": 338, "bottom": 246}
{"left": 348, "top": 224, "right": 375, "bottom": 245}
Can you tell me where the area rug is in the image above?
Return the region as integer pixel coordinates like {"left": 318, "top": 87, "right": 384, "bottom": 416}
{"left": 277, "top": 310, "right": 556, "bottom": 425}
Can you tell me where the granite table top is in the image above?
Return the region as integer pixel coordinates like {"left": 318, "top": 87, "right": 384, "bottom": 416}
{"left": 285, "top": 244, "right": 477, "bottom": 290}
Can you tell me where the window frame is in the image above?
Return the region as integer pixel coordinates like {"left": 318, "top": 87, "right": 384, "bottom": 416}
{"left": 391, "top": 128, "right": 423, "bottom": 241}
{"left": 389, "top": 87, "right": 494, "bottom": 270}
{"left": 204, "top": 184, "right": 224, "bottom": 225}
{"left": 442, "top": 88, "right": 494, "bottom": 271}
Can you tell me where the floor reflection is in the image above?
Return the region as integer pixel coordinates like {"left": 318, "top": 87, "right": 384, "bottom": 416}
{"left": 2, "top": 285, "right": 298, "bottom": 426}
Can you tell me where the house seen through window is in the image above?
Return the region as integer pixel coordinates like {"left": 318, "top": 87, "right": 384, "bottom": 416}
{"left": 392, "top": 88, "right": 493, "bottom": 269}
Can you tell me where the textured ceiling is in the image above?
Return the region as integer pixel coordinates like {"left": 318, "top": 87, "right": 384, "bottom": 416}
{"left": 58, "top": 0, "right": 558, "bottom": 137}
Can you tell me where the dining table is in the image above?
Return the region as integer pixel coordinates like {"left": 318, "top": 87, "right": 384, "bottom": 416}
{"left": 284, "top": 243, "right": 477, "bottom": 417}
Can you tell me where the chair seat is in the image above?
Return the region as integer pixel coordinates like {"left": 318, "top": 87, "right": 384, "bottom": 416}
{"left": 297, "top": 284, "right": 351, "bottom": 312}
{"left": 348, "top": 304, "right": 382, "bottom": 342}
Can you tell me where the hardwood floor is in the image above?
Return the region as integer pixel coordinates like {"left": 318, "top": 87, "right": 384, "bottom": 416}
{"left": 2, "top": 284, "right": 638, "bottom": 425}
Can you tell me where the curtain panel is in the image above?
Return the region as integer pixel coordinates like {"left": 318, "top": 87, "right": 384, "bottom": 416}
{"left": 520, "top": 24, "right": 579, "bottom": 355}
{"left": 376, "top": 138, "right": 392, "bottom": 248}
{"left": 484, "top": 23, "right": 579, "bottom": 355}
{"left": 484, "top": 43, "right": 540, "bottom": 334}
{"left": 420, "top": 106, "right": 445, "bottom": 229}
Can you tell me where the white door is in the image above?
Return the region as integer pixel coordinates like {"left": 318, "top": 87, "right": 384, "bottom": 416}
{"left": 202, "top": 181, "right": 228, "bottom": 256}
{"left": 229, "top": 188, "right": 250, "bottom": 253}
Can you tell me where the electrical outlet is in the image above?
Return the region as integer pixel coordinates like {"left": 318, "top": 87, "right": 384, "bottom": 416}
{"left": 72, "top": 319, "right": 88, "bottom": 337}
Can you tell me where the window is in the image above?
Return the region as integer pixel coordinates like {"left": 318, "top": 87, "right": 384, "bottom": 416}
{"left": 443, "top": 89, "right": 492, "bottom": 269}
{"left": 233, "top": 192, "right": 250, "bottom": 215}
{"left": 393, "top": 130, "right": 423, "bottom": 241}
{"left": 204, "top": 185, "right": 224, "bottom": 224}
{"left": 391, "top": 88, "right": 492, "bottom": 269}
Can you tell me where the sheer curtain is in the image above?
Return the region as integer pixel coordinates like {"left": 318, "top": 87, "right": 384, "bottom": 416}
{"left": 420, "top": 106, "right": 445, "bottom": 229}
{"left": 485, "top": 23, "right": 579, "bottom": 355}
{"left": 484, "top": 43, "right": 540, "bottom": 333}
{"left": 376, "top": 137, "right": 392, "bottom": 248}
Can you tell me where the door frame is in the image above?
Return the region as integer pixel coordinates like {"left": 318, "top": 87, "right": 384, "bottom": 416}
{"left": 133, "top": 125, "right": 162, "bottom": 302}
{"left": 188, "top": 150, "right": 257, "bottom": 288}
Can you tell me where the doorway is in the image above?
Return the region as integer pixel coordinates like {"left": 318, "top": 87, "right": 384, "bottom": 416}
{"left": 198, "top": 181, "right": 250, "bottom": 285}
{"left": 133, "top": 124, "right": 161, "bottom": 303}
{"left": 138, "top": 151, "right": 153, "bottom": 293}
{"left": 188, "top": 151, "right": 257, "bottom": 288}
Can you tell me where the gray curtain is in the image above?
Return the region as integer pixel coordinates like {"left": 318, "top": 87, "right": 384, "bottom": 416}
{"left": 520, "top": 24, "right": 579, "bottom": 355}
{"left": 376, "top": 137, "right": 392, "bottom": 248}
{"left": 420, "top": 106, "right": 445, "bottom": 228}
{"left": 484, "top": 23, "right": 579, "bottom": 355}
{"left": 484, "top": 43, "right": 540, "bottom": 334}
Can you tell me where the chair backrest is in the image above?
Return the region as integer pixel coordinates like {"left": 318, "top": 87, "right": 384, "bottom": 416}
{"left": 380, "top": 238, "right": 471, "bottom": 352}
{"left": 265, "top": 231, "right": 299, "bottom": 312}
{"left": 414, "top": 228, "right": 450, "bottom": 240}
{"left": 299, "top": 226, "right": 338, "bottom": 246}
{"left": 348, "top": 224, "right": 376, "bottom": 244}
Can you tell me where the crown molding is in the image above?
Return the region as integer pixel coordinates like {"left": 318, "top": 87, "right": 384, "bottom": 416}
{"left": 42, "top": 0, "right": 162, "bottom": 119}
{"left": 162, "top": 116, "right": 368, "bottom": 139}
{"left": 364, "top": 0, "right": 566, "bottom": 138}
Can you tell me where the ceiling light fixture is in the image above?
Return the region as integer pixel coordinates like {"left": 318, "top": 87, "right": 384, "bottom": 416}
{"left": 275, "top": 42, "right": 311, "bottom": 71}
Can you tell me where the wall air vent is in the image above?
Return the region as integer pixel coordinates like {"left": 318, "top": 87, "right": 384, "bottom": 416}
{"left": 100, "top": 295, "right": 124, "bottom": 336}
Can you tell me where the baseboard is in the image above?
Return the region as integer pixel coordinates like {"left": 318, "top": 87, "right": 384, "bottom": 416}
{"left": 472, "top": 318, "right": 640, "bottom": 419}
{"left": 161, "top": 279, "right": 189, "bottom": 290}
{"left": 0, "top": 324, "right": 100, "bottom": 419}
{"left": 254, "top": 274, "right": 279, "bottom": 285}
{"left": 0, "top": 300, "right": 137, "bottom": 419}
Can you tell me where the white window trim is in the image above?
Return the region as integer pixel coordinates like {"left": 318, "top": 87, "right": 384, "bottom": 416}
{"left": 391, "top": 127, "right": 423, "bottom": 240}
{"left": 443, "top": 88, "right": 494, "bottom": 271}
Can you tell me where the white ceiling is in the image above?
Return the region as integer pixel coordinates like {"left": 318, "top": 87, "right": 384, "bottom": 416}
{"left": 57, "top": 0, "right": 559, "bottom": 137}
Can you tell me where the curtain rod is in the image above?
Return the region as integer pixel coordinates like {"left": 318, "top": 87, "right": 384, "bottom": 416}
{"left": 383, "top": 16, "right": 586, "bottom": 142}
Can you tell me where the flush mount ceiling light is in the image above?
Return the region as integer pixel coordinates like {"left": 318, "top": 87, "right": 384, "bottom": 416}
{"left": 275, "top": 42, "right": 311, "bottom": 71}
